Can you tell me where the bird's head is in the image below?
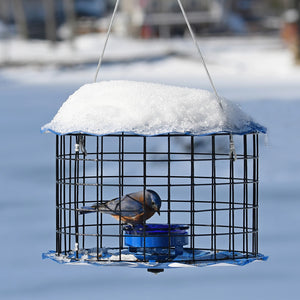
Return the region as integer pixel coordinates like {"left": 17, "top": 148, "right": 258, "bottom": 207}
{"left": 147, "top": 190, "right": 161, "bottom": 216}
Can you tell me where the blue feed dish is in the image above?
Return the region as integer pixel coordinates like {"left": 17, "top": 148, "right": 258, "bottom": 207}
{"left": 124, "top": 224, "right": 189, "bottom": 248}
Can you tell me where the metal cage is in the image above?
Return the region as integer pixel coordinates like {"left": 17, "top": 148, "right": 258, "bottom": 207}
{"left": 46, "top": 132, "right": 266, "bottom": 271}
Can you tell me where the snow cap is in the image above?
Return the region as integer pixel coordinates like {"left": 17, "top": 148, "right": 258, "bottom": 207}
{"left": 41, "top": 80, "right": 266, "bottom": 136}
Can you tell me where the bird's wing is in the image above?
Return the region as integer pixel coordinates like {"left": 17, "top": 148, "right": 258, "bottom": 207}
{"left": 102, "top": 195, "right": 144, "bottom": 217}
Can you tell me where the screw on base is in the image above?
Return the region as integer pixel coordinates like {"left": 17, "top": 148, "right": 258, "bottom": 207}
{"left": 147, "top": 268, "right": 164, "bottom": 274}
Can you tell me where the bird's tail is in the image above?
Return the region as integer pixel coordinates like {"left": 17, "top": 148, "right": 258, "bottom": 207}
{"left": 79, "top": 205, "right": 98, "bottom": 214}
{"left": 79, "top": 202, "right": 109, "bottom": 214}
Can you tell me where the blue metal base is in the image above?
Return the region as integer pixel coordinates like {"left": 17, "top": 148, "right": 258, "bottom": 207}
{"left": 43, "top": 248, "right": 268, "bottom": 269}
{"left": 43, "top": 224, "right": 268, "bottom": 269}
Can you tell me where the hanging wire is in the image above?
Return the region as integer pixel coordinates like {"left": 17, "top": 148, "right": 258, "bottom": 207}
{"left": 176, "top": 0, "right": 237, "bottom": 157}
{"left": 176, "top": 0, "right": 223, "bottom": 110}
{"left": 93, "top": 0, "right": 235, "bottom": 157}
{"left": 94, "top": 0, "right": 120, "bottom": 82}
{"left": 94, "top": 0, "right": 223, "bottom": 110}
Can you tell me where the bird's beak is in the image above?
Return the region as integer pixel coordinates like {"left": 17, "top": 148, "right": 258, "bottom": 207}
{"left": 153, "top": 204, "right": 160, "bottom": 215}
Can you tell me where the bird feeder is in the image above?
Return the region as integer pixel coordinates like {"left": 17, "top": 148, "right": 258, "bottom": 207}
{"left": 42, "top": 0, "right": 267, "bottom": 273}
{"left": 41, "top": 81, "right": 267, "bottom": 272}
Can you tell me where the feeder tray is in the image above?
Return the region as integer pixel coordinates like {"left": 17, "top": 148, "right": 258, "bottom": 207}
{"left": 124, "top": 224, "right": 189, "bottom": 255}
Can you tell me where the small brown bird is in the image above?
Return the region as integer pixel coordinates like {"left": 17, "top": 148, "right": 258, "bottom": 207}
{"left": 80, "top": 190, "right": 161, "bottom": 224}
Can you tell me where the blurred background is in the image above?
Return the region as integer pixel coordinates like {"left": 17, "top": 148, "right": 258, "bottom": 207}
{"left": 0, "top": 1, "right": 299, "bottom": 39}
{"left": 0, "top": 1, "right": 300, "bottom": 300}
{"left": 0, "top": 0, "right": 300, "bottom": 63}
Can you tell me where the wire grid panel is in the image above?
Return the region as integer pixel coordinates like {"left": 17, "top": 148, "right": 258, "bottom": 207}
{"left": 55, "top": 133, "right": 259, "bottom": 264}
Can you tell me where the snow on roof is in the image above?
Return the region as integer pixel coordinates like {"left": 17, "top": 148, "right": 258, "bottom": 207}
{"left": 41, "top": 80, "right": 266, "bottom": 136}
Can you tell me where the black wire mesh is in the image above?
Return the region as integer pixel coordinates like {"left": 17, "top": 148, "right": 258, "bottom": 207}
{"left": 55, "top": 133, "right": 260, "bottom": 265}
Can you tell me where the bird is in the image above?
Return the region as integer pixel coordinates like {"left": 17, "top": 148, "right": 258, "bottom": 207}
{"left": 80, "top": 190, "right": 161, "bottom": 224}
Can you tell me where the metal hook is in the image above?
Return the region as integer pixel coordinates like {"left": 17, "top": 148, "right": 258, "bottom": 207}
{"left": 229, "top": 134, "right": 237, "bottom": 161}
{"left": 75, "top": 135, "right": 87, "bottom": 156}
{"left": 79, "top": 135, "right": 87, "bottom": 156}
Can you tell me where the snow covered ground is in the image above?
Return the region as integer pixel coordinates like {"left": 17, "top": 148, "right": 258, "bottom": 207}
{"left": 0, "top": 35, "right": 300, "bottom": 300}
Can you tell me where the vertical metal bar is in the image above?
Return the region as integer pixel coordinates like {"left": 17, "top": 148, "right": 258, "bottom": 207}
{"left": 243, "top": 135, "right": 249, "bottom": 257}
{"left": 59, "top": 136, "right": 63, "bottom": 255}
{"left": 211, "top": 135, "right": 217, "bottom": 259}
{"left": 56, "top": 135, "right": 61, "bottom": 254}
{"left": 82, "top": 136, "right": 86, "bottom": 250}
{"left": 252, "top": 134, "right": 255, "bottom": 254}
{"left": 118, "top": 136, "right": 121, "bottom": 260}
{"left": 246, "top": 135, "right": 250, "bottom": 256}
{"left": 211, "top": 137, "right": 214, "bottom": 252}
{"left": 121, "top": 134, "right": 124, "bottom": 250}
{"left": 68, "top": 136, "right": 72, "bottom": 252}
{"left": 253, "top": 133, "right": 259, "bottom": 255}
{"left": 121, "top": 134, "right": 124, "bottom": 197}
{"left": 74, "top": 135, "right": 80, "bottom": 258}
{"left": 96, "top": 136, "right": 100, "bottom": 260}
{"left": 252, "top": 134, "right": 257, "bottom": 255}
{"left": 143, "top": 136, "right": 147, "bottom": 261}
{"left": 59, "top": 137, "right": 62, "bottom": 255}
{"left": 62, "top": 136, "right": 67, "bottom": 254}
{"left": 168, "top": 134, "right": 171, "bottom": 259}
{"left": 190, "top": 136, "right": 195, "bottom": 261}
{"left": 118, "top": 134, "right": 124, "bottom": 260}
{"left": 232, "top": 151, "right": 235, "bottom": 258}
{"left": 256, "top": 134, "right": 259, "bottom": 255}
{"left": 100, "top": 136, "right": 104, "bottom": 249}
{"left": 229, "top": 144, "right": 232, "bottom": 253}
{"left": 229, "top": 135, "right": 235, "bottom": 258}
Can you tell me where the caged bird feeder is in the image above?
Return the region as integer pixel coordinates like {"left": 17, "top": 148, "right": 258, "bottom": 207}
{"left": 42, "top": 0, "right": 268, "bottom": 273}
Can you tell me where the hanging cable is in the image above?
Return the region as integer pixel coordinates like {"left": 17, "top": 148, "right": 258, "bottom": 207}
{"left": 95, "top": 0, "right": 223, "bottom": 111}
{"left": 176, "top": 0, "right": 223, "bottom": 110}
{"left": 94, "top": 0, "right": 235, "bottom": 157}
{"left": 176, "top": 0, "right": 238, "bottom": 158}
{"left": 94, "top": 0, "right": 120, "bottom": 83}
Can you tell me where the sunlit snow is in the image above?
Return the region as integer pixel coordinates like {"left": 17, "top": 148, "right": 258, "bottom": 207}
{"left": 42, "top": 80, "right": 265, "bottom": 136}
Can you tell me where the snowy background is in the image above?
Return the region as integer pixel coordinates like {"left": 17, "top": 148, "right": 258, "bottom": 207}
{"left": 0, "top": 34, "right": 300, "bottom": 299}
